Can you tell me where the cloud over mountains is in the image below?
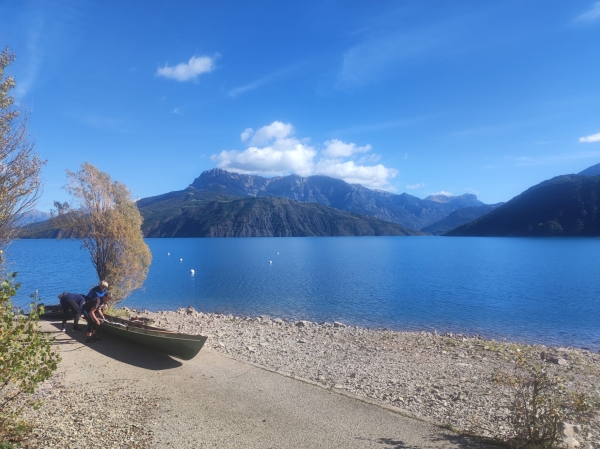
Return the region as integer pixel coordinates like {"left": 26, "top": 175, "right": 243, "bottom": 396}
{"left": 211, "top": 121, "right": 398, "bottom": 190}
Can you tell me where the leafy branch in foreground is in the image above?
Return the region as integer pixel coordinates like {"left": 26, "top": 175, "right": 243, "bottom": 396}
{"left": 493, "top": 352, "right": 599, "bottom": 449}
{"left": 0, "top": 257, "right": 61, "bottom": 441}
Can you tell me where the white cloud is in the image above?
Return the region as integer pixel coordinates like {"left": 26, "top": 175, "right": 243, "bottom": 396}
{"left": 323, "top": 139, "right": 371, "bottom": 158}
{"left": 211, "top": 138, "right": 316, "bottom": 177}
{"left": 211, "top": 121, "right": 399, "bottom": 190}
{"left": 314, "top": 159, "right": 398, "bottom": 190}
{"left": 249, "top": 121, "right": 294, "bottom": 145}
{"left": 431, "top": 191, "right": 452, "bottom": 196}
{"left": 406, "top": 183, "right": 425, "bottom": 189}
{"left": 156, "top": 55, "right": 217, "bottom": 82}
{"left": 575, "top": 1, "right": 600, "bottom": 23}
{"left": 579, "top": 132, "right": 600, "bottom": 143}
{"left": 357, "top": 154, "right": 381, "bottom": 164}
{"left": 241, "top": 128, "right": 254, "bottom": 142}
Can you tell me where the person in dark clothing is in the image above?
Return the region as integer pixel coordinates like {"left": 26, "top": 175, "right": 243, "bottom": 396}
{"left": 87, "top": 280, "right": 109, "bottom": 301}
{"left": 58, "top": 292, "right": 86, "bottom": 332}
{"left": 83, "top": 292, "right": 110, "bottom": 343}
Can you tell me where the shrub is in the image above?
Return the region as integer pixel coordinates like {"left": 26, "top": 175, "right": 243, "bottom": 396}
{"left": 493, "top": 352, "right": 598, "bottom": 449}
{"left": 0, "top": 262, "right": 61, "bottom": 441}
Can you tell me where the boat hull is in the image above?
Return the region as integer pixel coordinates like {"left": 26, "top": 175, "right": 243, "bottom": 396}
{"left": 40, "top": 305, "right": 207, "bottom": 360}
{"left": 38, "top": 304, "right": 71, "bottom": 320}
{"left": 100, "top": 316, "right": 207, "bottom": 361}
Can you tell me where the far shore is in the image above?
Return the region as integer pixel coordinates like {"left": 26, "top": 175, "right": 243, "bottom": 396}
{"left": 119, "top": 306, "right": 600, "bottom": 444}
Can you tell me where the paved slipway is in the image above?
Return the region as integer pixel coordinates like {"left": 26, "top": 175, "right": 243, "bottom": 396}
{"left": 23, "top": 320, "right": 495, "bottom": 449}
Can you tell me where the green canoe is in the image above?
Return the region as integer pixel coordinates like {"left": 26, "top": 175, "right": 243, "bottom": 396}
{"left": 100, "top": 315, "right": 208, "bottom": 361}
{"left": 39, "top": 305, "right": 207, "bottom": 360}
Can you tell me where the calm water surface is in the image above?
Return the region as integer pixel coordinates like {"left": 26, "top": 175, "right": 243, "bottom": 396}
{"left": 6, "top": 237, "right": 600, "bottom": 350}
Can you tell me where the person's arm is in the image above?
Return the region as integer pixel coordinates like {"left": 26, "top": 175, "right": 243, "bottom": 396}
{"left": 97, "top": 307, "right": 105, "bottom": 321}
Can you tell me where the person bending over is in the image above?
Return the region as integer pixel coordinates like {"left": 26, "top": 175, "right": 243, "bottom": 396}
{"left": 87, "top": 280, "right": 108, "bottom": 301}
{"left": 58, "top": 292, "right": 86, "bottom": 332}
{"left": 83, "top": 292, "right": 110, "bottom": 343}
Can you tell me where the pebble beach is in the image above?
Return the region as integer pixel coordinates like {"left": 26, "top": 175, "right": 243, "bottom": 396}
{"left": 137, "top": 307, "right": 600, "bottom": 446}
{"left": 17, "top": 308, "right": 600, "bottom": 448}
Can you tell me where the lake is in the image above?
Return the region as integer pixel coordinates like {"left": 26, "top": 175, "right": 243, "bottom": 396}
{"left": 5, "top": 237, "right": 600, "bottom": 350}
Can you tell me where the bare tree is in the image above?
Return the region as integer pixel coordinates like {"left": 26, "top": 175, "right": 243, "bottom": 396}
{"left": 0, "top": 47, "right": 45, "bottom": 247}
{"left": 55, "top": 163, "right": 152, "bottom": 305}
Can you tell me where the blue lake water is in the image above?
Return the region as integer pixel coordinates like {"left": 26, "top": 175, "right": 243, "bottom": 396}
{"left": 5, "top": 237, "right": 600, "bottom": 350}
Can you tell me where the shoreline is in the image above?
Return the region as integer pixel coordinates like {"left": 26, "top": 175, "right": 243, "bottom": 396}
{"left": 122, "top": 306, "right": 600, "bottom": 444}
{"left": 118, "top": 304, "right": 600, "bottom": 353}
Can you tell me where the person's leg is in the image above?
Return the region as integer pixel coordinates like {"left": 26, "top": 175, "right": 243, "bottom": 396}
{"left": 85, "top": 312, "right": 94, "bottom": 341}
{"left": 92, "top": 325, "right": 102, "bottom": 341}
{"left": 72, "top": 304, "right": 82, "bottom": 330}
{"left": 63, "top": 297, "right": 81, "bottom": 330}
{"left": 86, "top": 320, "right": 99, "bottom": 343}
{"left": 60, "top": 298, "right": 68, "bottom": 331}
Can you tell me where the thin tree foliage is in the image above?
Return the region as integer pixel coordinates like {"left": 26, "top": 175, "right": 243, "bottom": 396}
{"left": 0, "top": 257, "right": 61, "bottom": 439}
{"left": 0, "top": 47, "right": 45, "bottom": 247}
{"left": 54, "top": 163, "right": 151, "bottom": 305}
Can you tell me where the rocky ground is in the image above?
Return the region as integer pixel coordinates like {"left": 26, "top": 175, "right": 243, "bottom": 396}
{"left": 11, "top": 308, "right": 600, "bottom": 448}
{"left": 17, "top": 372, "right": 159, "bottom": 449}
{"left": 126, "top": 306, "right": 600, "bottom": 448}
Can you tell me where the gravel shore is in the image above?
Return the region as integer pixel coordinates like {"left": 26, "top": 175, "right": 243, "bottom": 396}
{"left": 19, "top": 373, "right": 158, "bottom": 449}
{"left": 17, "top": 310, "right": 600, "bottom": 448}
{"left": 129, "top": 307, "right": 600, "bottom": 446}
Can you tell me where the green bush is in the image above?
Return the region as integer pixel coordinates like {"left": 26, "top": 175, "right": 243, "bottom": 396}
{"left": 0, "top": 259, "right": 61, "bottom": 441}
{"left": 493, "top": 353, "right": 598, "bottom": 449}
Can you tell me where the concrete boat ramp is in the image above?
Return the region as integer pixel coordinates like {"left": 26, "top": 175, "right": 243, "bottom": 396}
{"left": 40, "top": 320, "right": 496, "bottom": 449}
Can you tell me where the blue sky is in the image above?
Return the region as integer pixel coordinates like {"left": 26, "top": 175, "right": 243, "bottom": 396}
{"left": 1, "top": 0, "right": 600, "bottom": 210}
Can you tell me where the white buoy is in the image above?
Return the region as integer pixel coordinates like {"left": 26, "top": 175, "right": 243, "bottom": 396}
{"left": 168, "top": 252, "right": 170, "bottom": 256}
{"left": 180, "top": 258, "right": 183, "bottom": 262}
{"left": 269, "top": 260, "right": 272, "bottom": 264}
{"left": 190, "top": 269, "right": 195, "bottom": 274}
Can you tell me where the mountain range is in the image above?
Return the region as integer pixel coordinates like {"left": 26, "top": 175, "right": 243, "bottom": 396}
{"left": 20, "top": 169, "right": 484, "bottom": 238}
{"left": 141, "top": 195, "right": 423, "bottom": 237}
{"left": 19, "top": 162, "right": 600, "bottom": 238}
{"left": 189, "top": 169, "right": 484, "bottom": 230}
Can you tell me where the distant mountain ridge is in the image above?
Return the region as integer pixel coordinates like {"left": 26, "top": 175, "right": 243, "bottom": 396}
{"left": 579, "top": 162, "right": 600, "bottom": 177}
{"left": 20, "top": 194, "right": 424, "bottom": 238}
{"left": 16, "top": 209, "right": 51, "bottom": 226}
{"left": 141, "top": 196, "right": 424, "bottom": 237}
{"left": 191, "top": 169, "right": 485, "bottom": 229}
{"left": 421, "top": 203, "right": 503, "bottom": 235}
{"left": 20, "top": 163, "right": 600, "bottom": 239}
{"left": 19, "top": 169, "right": 496, "bottom": 239}
{"left": 447, "top": 174, "right": 600, "bottom": 236}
